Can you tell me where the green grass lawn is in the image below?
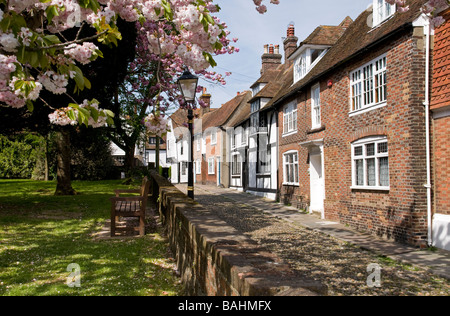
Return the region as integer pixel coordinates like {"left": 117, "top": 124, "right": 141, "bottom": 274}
{"left": 0, "top": 179, "right": 182, "bottom": 296}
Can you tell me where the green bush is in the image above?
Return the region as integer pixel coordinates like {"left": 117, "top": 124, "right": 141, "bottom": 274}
{"left": 0, "top": 134, "right": 45, "bottom": 179}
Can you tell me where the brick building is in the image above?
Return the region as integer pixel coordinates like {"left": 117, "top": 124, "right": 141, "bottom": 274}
{"left": 266, "top": 0, "right": 433, "bottom": 247}
{"left": 194, "top": 90, "right": 252, "bottom": 186}
{"left": 431, "top": 8, "right": 450, "bottom": 251}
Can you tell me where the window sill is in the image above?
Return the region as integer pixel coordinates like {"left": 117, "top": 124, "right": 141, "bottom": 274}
{"left": 282, "top": 130, "right": 297, "bottom": 138}
{"left": 349, "top": 102, "right": 387, "bottom": 117}
{"left": 307, "top": 125, "right": 325, "bottom": 134}
{"left": 283, "top": 183, "right": 299, "bottom": 187}
{"left": 350, "top": 186, "right": 390, "bottom": 191}
{"left": 250, "top": 131, "right": 268, "bottom": 137}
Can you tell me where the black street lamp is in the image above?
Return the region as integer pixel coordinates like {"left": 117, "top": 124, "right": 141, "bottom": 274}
{"left": 177, "top": 68, "right": 199, "bottom": 200}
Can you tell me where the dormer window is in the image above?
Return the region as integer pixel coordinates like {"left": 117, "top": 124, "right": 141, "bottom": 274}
{"left": 252, "top": 83, "right": 266, "bottom": 97}
{"left": 373, "top": 0, "right": 395, "bottom": 27}
{"left": 293, "top": 46, "right": 328, "bottom": 83}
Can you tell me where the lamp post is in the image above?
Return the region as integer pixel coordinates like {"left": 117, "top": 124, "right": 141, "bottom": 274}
{"left": 177, "top": 68, "right": 199, "bottom": 200}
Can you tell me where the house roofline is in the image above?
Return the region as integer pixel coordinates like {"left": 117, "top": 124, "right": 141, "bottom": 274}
{"left": 270, "top": 22, "right": 413, "bottom": 109}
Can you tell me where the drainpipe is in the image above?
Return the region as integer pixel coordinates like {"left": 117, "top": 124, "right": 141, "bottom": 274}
{"left": 423, "top": 18, "right": 432, "bottom": 246}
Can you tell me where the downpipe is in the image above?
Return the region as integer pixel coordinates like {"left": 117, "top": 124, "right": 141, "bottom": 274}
{"left": 423, "top": 19, "right": 432, "bottom": 247}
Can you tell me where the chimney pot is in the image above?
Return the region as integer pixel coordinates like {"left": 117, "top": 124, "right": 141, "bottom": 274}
{"left": 269, "top": 44, "right": 274, "bottom": 54}
{"left": 283, "top": 24, "right": 298, "bottom": 63}
{"left": 264, "top": 44, "right": 269, "bottom": 54}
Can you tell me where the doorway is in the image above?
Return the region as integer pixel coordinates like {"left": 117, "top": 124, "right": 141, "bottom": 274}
{"left": 309, "top": 147, "right": 325, "bottom": 218}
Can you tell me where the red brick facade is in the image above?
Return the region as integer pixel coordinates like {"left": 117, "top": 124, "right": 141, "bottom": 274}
{"left": 278, "top": 26, "right": 429, "bottom": 246}
{"left": 431, "top": 9, "right": 450, "bottom": 216}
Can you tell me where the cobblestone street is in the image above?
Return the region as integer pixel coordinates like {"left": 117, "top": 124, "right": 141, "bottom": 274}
{"left": 175, "top": 184, "right": 450, "bottom": 296}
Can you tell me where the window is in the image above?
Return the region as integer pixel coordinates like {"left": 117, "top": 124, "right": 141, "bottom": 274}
{"left": 196, "top": 159, "right": 201, "bottom": 174}
{"left": 250, "top": 112, "right": 259, "bottom": 130}
{"left": 211, "top": 130, "right": 217, "bottom": 145}
{"left": 283, "top": 151, "right": 299, "bottom": 185}
{"left": 352, "top": 137, "right": 389, "bottom": 190}
{"left": 231, "top": 130, "right": 236, "bottom": 148}
{"left": 208, "top": 157, "right": 215, "bottom": 175}
{"left": 294, "top": 51, "right": 307, "bottom": 82}
{"left": 350, "top": 55, "right": 387, "bottom": 113}
{"left": 294, "top": 47, "right": 328, "bottom": 83}
{"left": 181, "top": 162, "right": 187, "bottom": 176}
{"left": 241, "top": 127, "right": 248, "bottom": 146}
{"left": 180, "top": 142, "right": 184, "bottom": 156}
{"left": 373, "top": 0, "right": 395, "bottom": 27}
{"left": 257, "top": 134, "right": 270, "bottom": 174}
{"left": 149, "top": 137, "right": 157, "bottom": 144}
{"left": 252, "top": 83, "right": 266, "bottom": 97}
{"left": 231, "top": 154, "right": 241, "bottom": 176}
{"left": 283, "top": 102, "right": 298, "bottom": 135}
{"left": 251, "top": 100, "right": 260, "bottom": 113}
{"left": 311, "top": 84, "right": 321, "bottom": 129}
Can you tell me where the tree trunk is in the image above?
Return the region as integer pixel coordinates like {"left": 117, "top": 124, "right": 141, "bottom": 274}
{"left": 124, "top": 144, "right": 136, "bottom": 172}
{"left": 55, "top": 128, "right": 76, "bottom": 196}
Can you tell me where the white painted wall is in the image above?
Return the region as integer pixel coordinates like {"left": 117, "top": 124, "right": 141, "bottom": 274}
{"left": 433, "top": 214, "right": 450, "bottom": 251}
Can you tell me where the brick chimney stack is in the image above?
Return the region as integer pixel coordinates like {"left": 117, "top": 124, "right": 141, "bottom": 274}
{"left": 283, "top": 23, "right": 298, "bottom": 63}
{"left": 261, "top": 43, "right": 282, "bottom": 75}
{"left": 199, "top": 87, "right": 211, "bottom": 117}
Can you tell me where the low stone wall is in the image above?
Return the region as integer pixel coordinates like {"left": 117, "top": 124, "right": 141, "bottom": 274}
{"left": 149, "top": 171, "right": 327, "bottom": 296}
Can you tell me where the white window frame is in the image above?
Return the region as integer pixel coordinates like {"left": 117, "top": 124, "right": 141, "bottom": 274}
{"left": 241, "top": 127, "right": 248, "bottom": 146}
{"left": 181, "top": 161, "right": 187, "bottom": 176}
{"left": 196, "top": 159, "right": 201, "bottom": 175}
{"left": 231, "top": 153, "right": 242, "bottom": 176}
{"left": 373, "top": 0, "right": 395, "bottom": 27}
{"left": 351, "top": 136, "right": 389, "bottom": 190}
{"left": 283, "top": 102, "right": 298, "bottom": 136}
{"left": 208, "top": 157, "right": 215, "bottom": 175}
{"left": 349, "top": 54, "right": 387, "bottom": 116}
{"left": 211, "top": 130, "right": 217, "bottom": 145}
{"left": 283, "top": 150, "right": 299, "bottom": 186}
{"left": 311, "top": 83, "right": 321, "bottom": 129}
{"left": 293, "top": 46, "right": 329, "bottom": 83}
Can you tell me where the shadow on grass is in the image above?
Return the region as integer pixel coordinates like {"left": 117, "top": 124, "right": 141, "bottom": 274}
{"left": 0, "top": 180, "right": 182, "bottom": 296}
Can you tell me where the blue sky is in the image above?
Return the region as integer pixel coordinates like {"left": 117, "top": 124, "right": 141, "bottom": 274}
{"left": 202, "top": 0, "right": 373, "bottom": 108}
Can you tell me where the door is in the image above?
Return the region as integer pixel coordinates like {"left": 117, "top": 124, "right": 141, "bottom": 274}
{"left": 243, "top": 149, "right": 249, "bottom": 191}
{"left": 217, "top": 156, "right": 221, "bottom": 186}
{"left": 310, "top": 150, "right": 324, "bottom": 218}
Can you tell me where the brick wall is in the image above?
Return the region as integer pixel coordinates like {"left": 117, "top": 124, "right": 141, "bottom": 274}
{"left": 431, "top": 9, "right": 450, "bottom": 216}
{"left": 278, "top": 28, "right": 429, "bottom": 247}
{"left": 433, "top": 116, "right": 450, "bottom": 215}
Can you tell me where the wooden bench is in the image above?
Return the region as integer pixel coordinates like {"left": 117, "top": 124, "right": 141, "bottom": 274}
{"left": 110, "top": 177, "right": 150, "bottom": 237}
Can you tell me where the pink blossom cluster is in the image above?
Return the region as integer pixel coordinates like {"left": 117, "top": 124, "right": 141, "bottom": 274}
{"left": 48, "top": 99, "right": 109, "bottom": 127}
{"left": 65, "top": 42, "right": 99, "bottom": 65}
{"left": 253, "top": 0, "right": 280, "bottom": 14}
{"left": 386, "top": 0, "right": 450, "bottom": 27}
{"left": 0, "top": 0, "right": 245, "bottom": 120}
{"left": 48, "top": 107, "right": 79, "bottom": 126}
{"left": 37, "top": 71, "right": 69, "bottom": 95}
{"left": 0, "top": 80, "right": 26, "bottom": 108}
{"left": 143, "top": 112, "right": 169, "bottom": 137}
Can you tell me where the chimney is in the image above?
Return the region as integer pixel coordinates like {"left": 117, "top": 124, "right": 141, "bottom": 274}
{"left": 261, "top": 43, "right": 282, "bottom": 75}
{"left": 199, "top": 87, "right": 211, "bottom": 116}
{"left": 283, "top": 23, "right": 298, "bottom": 63}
